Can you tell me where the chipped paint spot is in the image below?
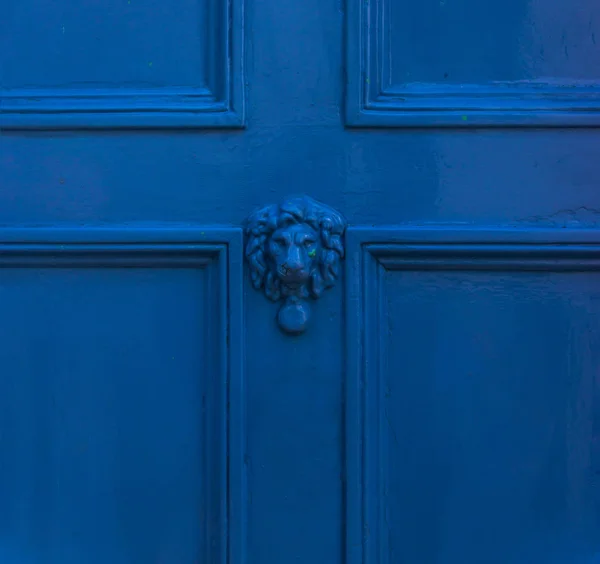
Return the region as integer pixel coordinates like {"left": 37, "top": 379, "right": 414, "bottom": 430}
{"left": 308, "top": 249, "right": 316, "bottom": 258}
{"left": 148, "top": 62, "right": 153, "bottom": 67}
{"left": 461, "top": 115, "right": 468, "bottom": 121}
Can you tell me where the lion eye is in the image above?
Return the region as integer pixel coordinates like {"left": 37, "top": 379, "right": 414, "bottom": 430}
{"left": 304, "top": 239, "right": 315, "bottom": 247}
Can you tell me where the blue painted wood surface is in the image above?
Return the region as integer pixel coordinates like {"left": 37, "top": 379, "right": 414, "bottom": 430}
{"left": 1, "top": 0, "right": 600, "bottom": 563}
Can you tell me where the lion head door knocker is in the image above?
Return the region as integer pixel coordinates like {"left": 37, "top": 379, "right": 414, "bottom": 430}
{"left": 245, "top": 196, "right": 346, "bottom": 335}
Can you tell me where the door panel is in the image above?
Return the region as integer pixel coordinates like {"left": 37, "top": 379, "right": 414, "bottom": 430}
{"left": 346, "top": 0, "right": 600, "bottom": 126}
{"left": 0, "top": 229, "right": 244, "bottom": 564}
{"left": 346, "top": 228, "right": 600, "bottom": 564}
{"left": 0, "top": 0, "right": 243, "bottom": 128}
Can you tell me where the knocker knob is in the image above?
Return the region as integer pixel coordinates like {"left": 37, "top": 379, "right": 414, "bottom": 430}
{"left": 278, "top": 297, "right": 311, "bottom": 335}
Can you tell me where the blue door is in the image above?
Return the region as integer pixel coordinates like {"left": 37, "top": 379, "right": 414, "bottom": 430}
{"left": 1, "top": 0, "right": 600, "bottom": 562}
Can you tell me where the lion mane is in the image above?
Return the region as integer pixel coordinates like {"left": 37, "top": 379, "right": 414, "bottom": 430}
{"left": 245, "top": 196, "right": 346, "bottom": 302}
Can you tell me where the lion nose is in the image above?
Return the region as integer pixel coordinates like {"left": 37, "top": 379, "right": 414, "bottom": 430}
{"left": 285, "top": 247, "right": 304, "bottom": 272}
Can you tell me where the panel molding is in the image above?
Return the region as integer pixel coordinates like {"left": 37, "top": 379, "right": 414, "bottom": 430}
{"left": 0, "top": 226, "right": 246, "bottom": 564}
{"left": 345, "top": 0, "right": 600, "bottom": 127}
{"left": 344, "top": 226, "right": 600, "bottom": 564}
{"left": 0, "top": 0, "right": 244, "bottom": 130}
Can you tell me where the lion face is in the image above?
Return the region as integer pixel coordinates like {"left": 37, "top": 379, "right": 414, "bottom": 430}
{"left": 245, "top": 196, "right": 346, "bottom": 311}
{"left": 268, "top": 223, "right": 320, "bottom": 286}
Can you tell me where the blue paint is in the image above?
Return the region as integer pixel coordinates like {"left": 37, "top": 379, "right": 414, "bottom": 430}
{"left": 0, "top": 0, "right": 599, "bottom": 562}
{"left": 346, "top": 227, "right": 600, "bottom": 564}
{"left": 346, "top": 0, "right": 600, "bottom": 126}
{"left": 0, "top": 228, "right": 245, "bottom": 563}
{"left": 0, "top": 0, "right": 244, "bottom": 129}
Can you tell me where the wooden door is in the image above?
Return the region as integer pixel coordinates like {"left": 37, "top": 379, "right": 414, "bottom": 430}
{"left": 1, "top": 0, "right": 599, "bottom": 562}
